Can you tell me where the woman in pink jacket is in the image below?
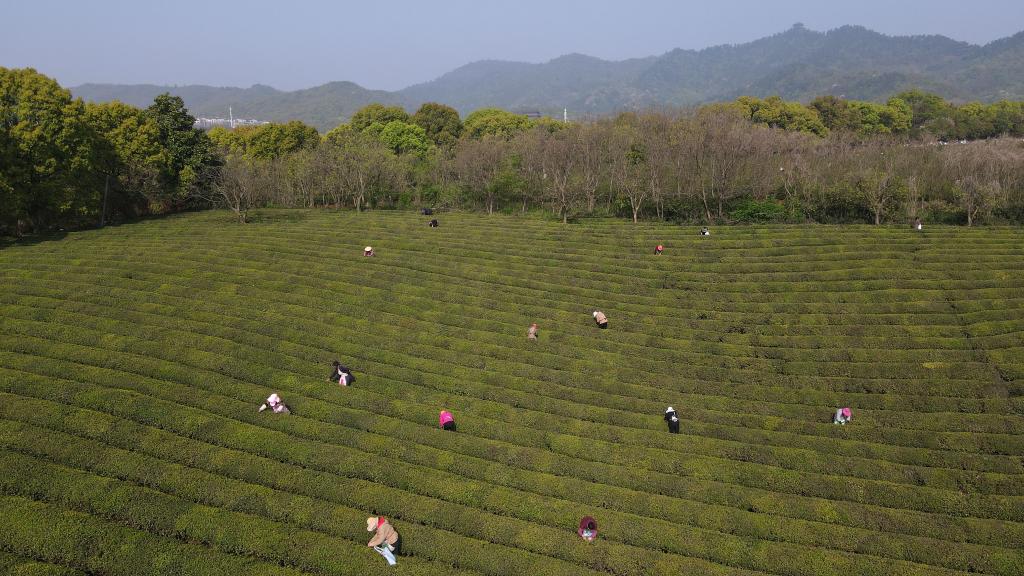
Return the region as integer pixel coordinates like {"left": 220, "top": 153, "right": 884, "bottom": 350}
{"left": 439, "top": 410, "right": 456, "bottom": 431}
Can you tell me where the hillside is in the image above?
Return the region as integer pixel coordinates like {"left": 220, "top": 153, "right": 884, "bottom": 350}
{"left": 1, "top": 210, "right": 1022, "bottom": 576}
{"left": 73, "top": 81, "right": 399, "bottom": 130}
{"left": 71, "top": 24, "right": 1024, "bottom": 130}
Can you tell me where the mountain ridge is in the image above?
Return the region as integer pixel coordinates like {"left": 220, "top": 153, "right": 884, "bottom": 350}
{"left": 71, "top": 24, "right": 1024, "bottom": 131}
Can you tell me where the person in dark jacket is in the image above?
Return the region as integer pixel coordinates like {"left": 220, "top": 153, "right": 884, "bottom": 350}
{"left": 329, "top": 360, "right": 354, "bottom": 386}
{"left": 421, "top": 207, "right": 433, "bottom": 215}
{"left": 664, "top": 406, "right": 680, "bottom": 433}
{"left": 428, "top": 219, "right": 439, "bottom": 228}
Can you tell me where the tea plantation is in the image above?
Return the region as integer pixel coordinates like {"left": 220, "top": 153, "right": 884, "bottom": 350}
{"left": 1, "top": 210, "right": 1022, "bottom": 576}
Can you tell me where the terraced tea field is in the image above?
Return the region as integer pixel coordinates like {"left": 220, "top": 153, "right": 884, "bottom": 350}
{"left": 0, "top": 210, "right": 1022, "bottom": 576}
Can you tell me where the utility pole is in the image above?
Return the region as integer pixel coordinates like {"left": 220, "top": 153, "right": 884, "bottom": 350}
{"left": 229, "top": 106, "right": 234, "bottom": 129}
{"left": 564, "top": 108, "right": 568, "bottom": 123}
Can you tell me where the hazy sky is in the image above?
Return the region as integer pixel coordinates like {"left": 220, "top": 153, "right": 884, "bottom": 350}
{"left": 3, "top": 0, "right": 1023, "bottom": 91}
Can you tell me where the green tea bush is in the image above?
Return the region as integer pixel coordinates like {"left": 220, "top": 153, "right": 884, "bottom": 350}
{"left": 1, "top": 211, "right": 1022, "bottom": 576}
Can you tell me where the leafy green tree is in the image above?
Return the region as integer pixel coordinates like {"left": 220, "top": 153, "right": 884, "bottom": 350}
{"left": 532, "top": 116, "right": 569, "bottom": 133}
{"left": 84, "top": 101, "right": 167, "bottom": 222}
{"left": 883, "top": 98, "right": 913, "bottom": 134}
{"left": 349, "top": 103, "right": 409, "bottom": 132}
{"left": 989, "top": 100, "right": 1024, "bottom": 137}
{"left": 842, "top": 100, "right": 910, "bottom": 135}
{"left": 895, "top": 90, "right": 953, "bottom": 130}
{"left": 411, "top": 102, "right": 462, "bottom": 147}
{"left": 376, "top": 120, "right": 432, "bottom": 158}
{"left": 322, "top": 123, "right": 353, "bottom": 146}
{"left": 207, "top": 126, "right": 244, "bottom": 154}
{"left": 809, "top": 96, "right": 860, "bottom": 132}
{"left": 463, "top": 108, "right": 533, "bottom": 139}
{"left": 0, "top": 67, "right": 94, "bottom": 233}
{"left": 954, "top": 102, "right": 997, "bottom": 140}
{"left": 145, "top": 93, "right": 219, "bottom": 210}
{"left": 736, "top": 96, "right": 828, "bottom": 136}
{"left": 228, "top": 120, "right": 319, "bottom": 160}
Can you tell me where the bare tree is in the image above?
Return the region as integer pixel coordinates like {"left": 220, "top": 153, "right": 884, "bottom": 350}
{"left": 214, "top": 156, "right": 270, "bottom": 222}
{"left": 610, "top": 124, "right": 648, "bottom": 223}
{"left": 575, "top": 122, "right": 612, "bottom": 214}
{"left": 637, "top": 113, "right": 673, "bottom": 219}
{"left": 695, "top": 109, "right": 761, "bottom": 221}
{"left": 944, "top": 142, "right": 1009, "bottom": 226}
{"left": 454, "top": 136, "right": 508, "bottom": 214}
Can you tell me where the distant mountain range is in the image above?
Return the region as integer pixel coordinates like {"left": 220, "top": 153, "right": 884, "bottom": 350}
{"left": 72, "top": 24, "right": 1024, "bottom": 131}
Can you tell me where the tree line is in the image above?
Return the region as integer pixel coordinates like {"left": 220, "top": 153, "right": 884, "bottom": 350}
{"left": 3, "top": 67, "right": 1024, "bottom": 234}
{"left": 1, "top": 68, "right": 220, "bottom": 235}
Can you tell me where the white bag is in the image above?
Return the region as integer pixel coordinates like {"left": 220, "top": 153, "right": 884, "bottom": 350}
{"left": 374, "top": 545, "right": 397, "bottom": 565}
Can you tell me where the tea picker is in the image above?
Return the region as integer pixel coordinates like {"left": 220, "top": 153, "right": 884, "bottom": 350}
{"left": 367, "top": 516, "right": 400, "bottom": 565}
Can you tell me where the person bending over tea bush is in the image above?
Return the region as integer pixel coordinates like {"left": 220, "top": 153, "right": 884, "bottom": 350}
{"left": 439, "top": 410, "right": 456, "bottom": 431}
{"left": 367, "top": 516, "right": 401, "bottom": 565}
{"left": 833, "top": 407, "right": 852, "bottom": 425}
{"left": 258, "top": 393, "right": 290, "bottom": 414}
{"left": 329, "top": 360, "right": 354, "bottom": 386}
{"left": 593, "top": 310, "right": 608, "bottom": 329}
{"left": 578, "top": 517, "right": 598, "bottom": 542}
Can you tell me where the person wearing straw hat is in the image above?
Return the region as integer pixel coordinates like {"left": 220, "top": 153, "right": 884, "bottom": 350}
{"left": 363, "top": 246, "right": 375, "bottom": 257}
{"left": 654, "top": 244, "right": 664, "bottom": 255}
{"left": 367, "top": 516, "right": 400, "bottom": 565}
{"left": 258, "top": 393, "right": 290, "bottom": 414}
{"left": 527, "top": 323, "right": 539, "bottom": 341}
{"left": 664, "top": 406, "right": 680, "bottom": 433}
{"left": 833, "top": 407, "right": 852, "bottom": 425}
{"left": 593, "top": 310, "right": 608, "bottom": 329}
